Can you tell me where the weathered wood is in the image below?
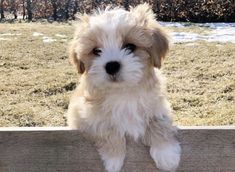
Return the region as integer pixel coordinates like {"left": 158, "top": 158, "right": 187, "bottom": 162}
{"left": 0, "top": 127, "right": 234, "bottom": 172}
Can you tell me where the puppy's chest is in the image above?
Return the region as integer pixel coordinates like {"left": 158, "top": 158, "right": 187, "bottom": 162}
{"left": 102, "top": 93, "right": 154, "bottom": 139}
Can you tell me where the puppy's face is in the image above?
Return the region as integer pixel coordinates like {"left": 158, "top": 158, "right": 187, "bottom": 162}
{"left": 70, "top": 4, "right": 168, "bottom": 90}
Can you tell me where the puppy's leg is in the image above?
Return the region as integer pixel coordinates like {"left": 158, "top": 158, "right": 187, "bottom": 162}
{"left": 96, "top": 134, "right": 126, "bottom": 172}
{"left": 143, "top": 116, "right": 181, "bottom": 172}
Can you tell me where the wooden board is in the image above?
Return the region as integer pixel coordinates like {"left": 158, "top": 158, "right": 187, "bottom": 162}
{"left": 0, "top": 127, "right": 234, "bottom": 172}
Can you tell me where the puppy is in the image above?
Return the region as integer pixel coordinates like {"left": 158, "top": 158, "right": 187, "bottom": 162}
{"left": 67, "top": 3, "right": 181, "bottom": 172}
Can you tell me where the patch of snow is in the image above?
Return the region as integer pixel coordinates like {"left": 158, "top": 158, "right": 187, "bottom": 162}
{"left": 33, "top": 32, "right": 44, "bottom": 36}
{"left": 55, "top": 34, "right": 67, "bottom": 38}
{"left": 160, "top": 22, "right": 235, "bottom": 29}
{"left": 207, "top": 28, "right": 235, "bottom": 43}
{"left": 159, "top": 22, "right": 186, "bottom": 28}
{"left": 42, "top": 36, "right": 56, "bottom": 43}
{"left": 168, "top": 22, "right": 235, "bottom": 43}
{"left": 197, "top": 23, "right": 235, "bottom": 29}
{"left": 171, "top": 29, "right": 235, "bottom": 43}
{"left": 160, "top": 22, "right": 235, "bottom": 43}
{"left": 171, "top": 32, "right": 201, "bottom": 43}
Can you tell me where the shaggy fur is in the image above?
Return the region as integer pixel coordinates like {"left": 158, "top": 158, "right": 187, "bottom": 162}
{"left": 67, "top": 3, "right": 181, "bottom": 172}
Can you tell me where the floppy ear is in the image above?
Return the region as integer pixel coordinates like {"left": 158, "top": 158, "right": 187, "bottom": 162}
{"left": 131, "top": 3, "right": 169, "bottom": 68}
{"left": 68, "top": 14, "right": 90, "bottom": 74}
{"left": 68, "top": 41, "right": 85, "bottom": 74}
{"left": 149, "top": 26, "right": 169, "bottom": 68}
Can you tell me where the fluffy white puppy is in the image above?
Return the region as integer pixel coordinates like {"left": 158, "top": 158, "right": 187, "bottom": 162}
{"left": 67, "top": 3, "right": 181, "bottom": 172}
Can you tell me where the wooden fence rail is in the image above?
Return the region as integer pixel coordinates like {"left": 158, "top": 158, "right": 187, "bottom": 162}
{"left": 0, "top": 126, "right": 234, "bottom": 172}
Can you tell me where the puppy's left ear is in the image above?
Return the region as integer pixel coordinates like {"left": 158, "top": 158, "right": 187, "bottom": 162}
{"left": 149, "top": 26, "right": 169, "bottom": 69}
{"left": 131, "top": 3, "right": 169, "bottom": 68}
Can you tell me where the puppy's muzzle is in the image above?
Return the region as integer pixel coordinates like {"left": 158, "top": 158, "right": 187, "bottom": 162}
{"left": 105, "top": 61, "right": 121, "bottom": 76}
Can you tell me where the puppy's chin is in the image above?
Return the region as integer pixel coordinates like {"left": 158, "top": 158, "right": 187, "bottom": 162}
{"left": 87, "top": 73, "right": 143, "bottom": 91}
{"left": 107, "top": 74, "right": 121, "bottom": 82}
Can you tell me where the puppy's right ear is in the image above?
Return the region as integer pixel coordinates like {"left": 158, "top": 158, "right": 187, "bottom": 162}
{"left": 69, "top": 41, "right": 85, "bottom": 74}
{"left": 69, "top": 14, "right": 90, "bottom": 74}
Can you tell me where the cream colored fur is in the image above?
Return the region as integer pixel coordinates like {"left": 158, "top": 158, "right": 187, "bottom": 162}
{"left": 67, "top": 3, "right": 181, "bottom": 172}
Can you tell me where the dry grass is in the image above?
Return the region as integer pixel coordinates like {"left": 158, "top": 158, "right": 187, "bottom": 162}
{"left": 0, "top": 23, "right": 74, "bottom": 127}
{"left": 0, "top": 23, "right": 234, "bottom": 127}
{"left": 165, "top": 42, "right": 235, "bottom": 125}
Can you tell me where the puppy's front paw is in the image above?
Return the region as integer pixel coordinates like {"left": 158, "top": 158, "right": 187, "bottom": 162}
{"left": 150, "top": 141, "right": 181, "bottom": 172}
{"left": 101, "top": 155, "right": 125, "bottom": 172}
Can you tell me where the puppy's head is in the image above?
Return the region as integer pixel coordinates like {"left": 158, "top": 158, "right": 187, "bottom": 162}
{"left": 69, "top": 3, "right": 168, "bottom": 90}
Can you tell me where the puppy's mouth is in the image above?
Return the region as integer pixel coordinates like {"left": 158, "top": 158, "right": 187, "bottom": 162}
{"left": 108, "top": 74, "right": 121, "bottom": 82}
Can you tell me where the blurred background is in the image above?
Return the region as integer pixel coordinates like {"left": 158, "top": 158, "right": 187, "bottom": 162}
{"left": 0, "top": 0, "right": 234, "bottom": 22}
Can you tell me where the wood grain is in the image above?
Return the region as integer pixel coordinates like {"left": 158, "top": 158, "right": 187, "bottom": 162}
{"left": 0, "top": 127, "right": 234, "bottom": 172}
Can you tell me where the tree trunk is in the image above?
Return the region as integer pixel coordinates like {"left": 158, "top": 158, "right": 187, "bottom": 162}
{"left": 10, "top": 0, "right": 17, "bottom": 19}
{"left": 52, "top": 0, "right": 57, "bottom": 21}
{"left": 65, "top": 0, "right": 71, "bottom": 20}
{"left": 26, "top": 0, "right": 32, "bottom": 21}
{"left": 151, "top": 0, "right": 159, "bottom": 13}
{"left": 22, "top": 0, "right": 25, "bottom": 20}
{"left": 123, "top": 0, "right": 129, "bottom": 10}
{"left": 72, "top": 0, "right": 78, "bottom": 20}
{"left": 0, "top": 0, "right": 5, "bottom": 19}
{"left": 44, "top": 0, "right": 48, "bottom": 18}
{"left": 13, "top": 9, "right": 17, "bottom": 19}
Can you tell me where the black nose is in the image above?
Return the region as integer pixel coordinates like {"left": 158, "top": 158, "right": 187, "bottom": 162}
{"left": 105, "top": 61, "right": 121, "bottom": 75}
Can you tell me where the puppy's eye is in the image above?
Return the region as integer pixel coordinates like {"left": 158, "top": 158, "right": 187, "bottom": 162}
{"left": 123, "top": 43, "right": 136, "bottom": 53}
{"left": 92, "top": 48, "right": 102, "bottom": 56}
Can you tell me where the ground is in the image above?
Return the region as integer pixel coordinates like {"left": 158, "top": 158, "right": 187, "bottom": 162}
{"left": 0, "top": 22, "right": 234, "bottom": 127}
